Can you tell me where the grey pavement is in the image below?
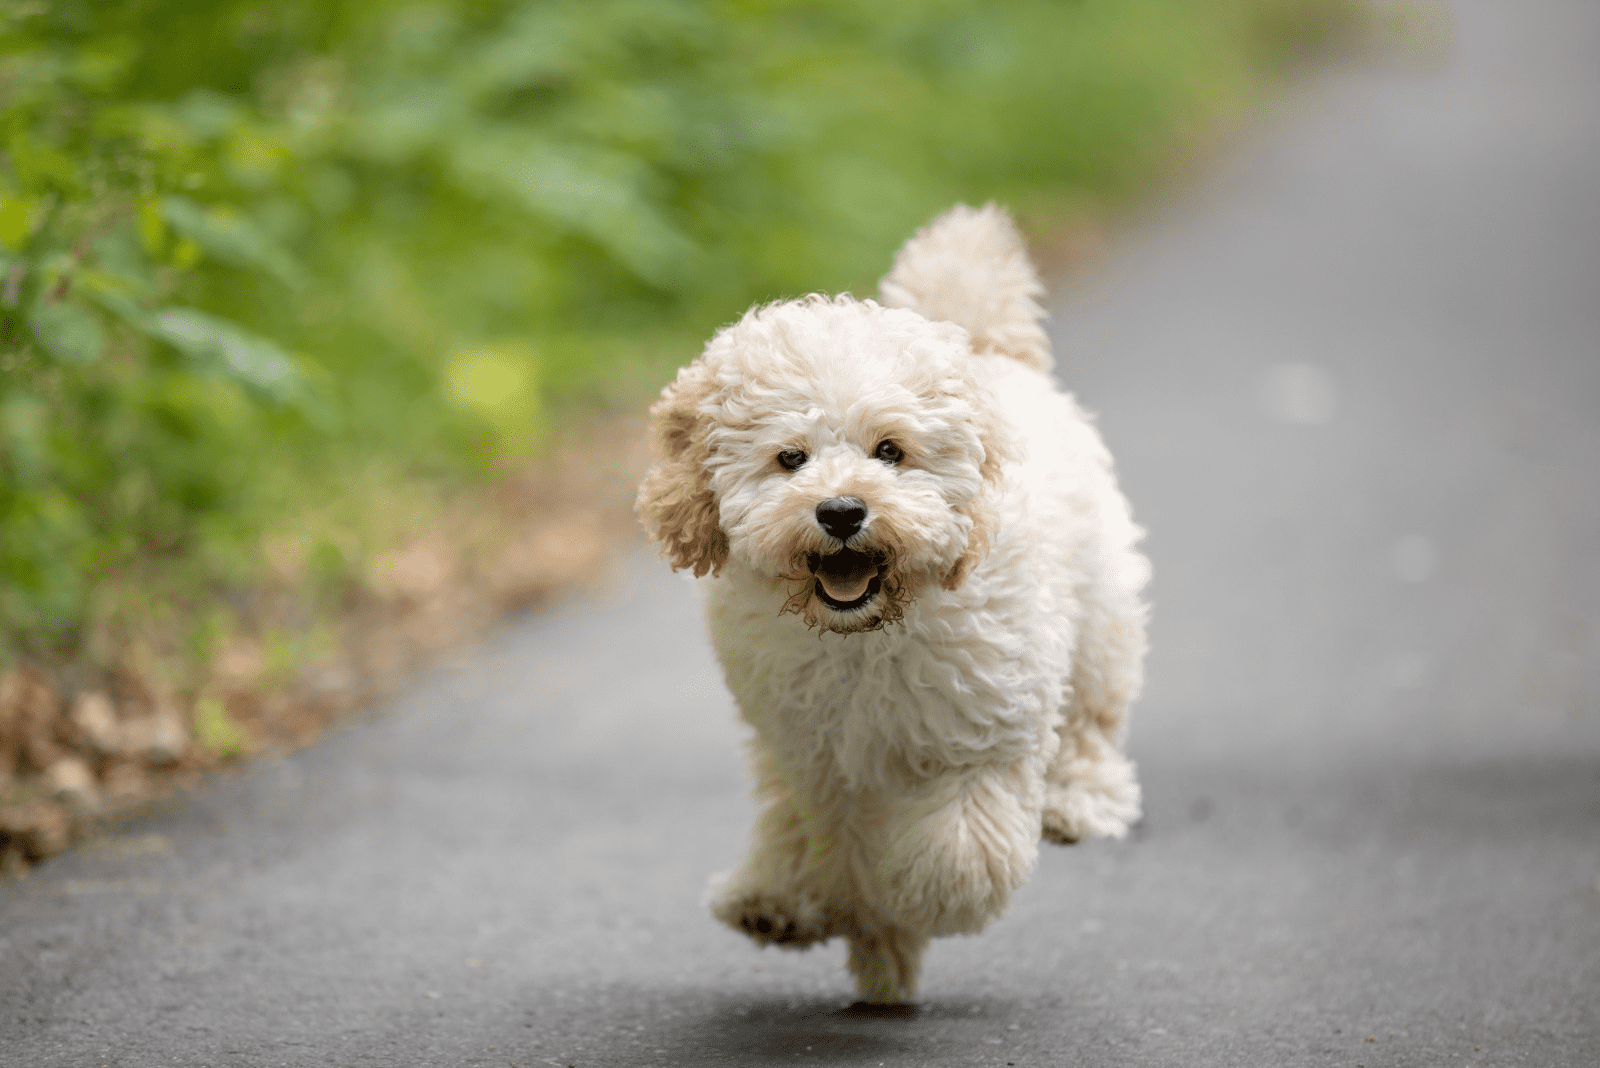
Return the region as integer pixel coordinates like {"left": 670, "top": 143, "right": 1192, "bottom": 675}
{"left": 4, "top": 0, "right": 1598, "bottom": 1065}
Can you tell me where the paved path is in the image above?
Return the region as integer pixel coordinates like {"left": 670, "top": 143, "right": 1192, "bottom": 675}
{"left": 4, "top": 1, "right": 1597, "bottom": 1065}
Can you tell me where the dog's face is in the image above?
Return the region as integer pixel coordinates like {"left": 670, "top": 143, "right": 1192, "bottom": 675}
{"left": 638, "top": 296, "right": 1013, "bottom": 633}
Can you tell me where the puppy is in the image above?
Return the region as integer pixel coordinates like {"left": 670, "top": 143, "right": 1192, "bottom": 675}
{"left": 638, "top": 205, "right": 1148, "bottom": 1003}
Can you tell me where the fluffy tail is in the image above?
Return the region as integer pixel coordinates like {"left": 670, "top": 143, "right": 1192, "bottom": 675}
{"left": 879, "top": 203, "right": 1053, "bottom": 373}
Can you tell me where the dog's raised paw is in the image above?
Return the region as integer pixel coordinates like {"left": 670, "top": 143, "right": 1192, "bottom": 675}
{"left": 734, "top": 899, "right": 823, "bottom": 948}
{"left": 709, "top": 885, "right": 827, "bottom": 949}
{"left": 1040, "top": 775, "right": 1142, "bottom": 845}
{"left": 1040, "top": 814, "right": 1081, "bottom": 845}
{"left": 740, "top": 908, "right": 800, "bottom": 943}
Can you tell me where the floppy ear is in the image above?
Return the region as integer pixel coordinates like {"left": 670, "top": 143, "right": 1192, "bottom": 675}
{"left": 941, "top": 391, "right": 1018, "bottom": 591}
{"left": 636, "top": 360, "right": 729, "bottom": 577}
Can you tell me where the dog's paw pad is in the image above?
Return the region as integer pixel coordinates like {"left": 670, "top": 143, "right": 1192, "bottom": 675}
{"left": 740, "top": 910, "right": 801, "bottom": 943}
{"left": 711, "top": 887, "right": 826, "bottom": 949}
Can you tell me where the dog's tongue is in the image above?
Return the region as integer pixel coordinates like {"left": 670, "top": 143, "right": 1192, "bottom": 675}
{"left": 818, "top": 570, "right": 873, "bottom": 603}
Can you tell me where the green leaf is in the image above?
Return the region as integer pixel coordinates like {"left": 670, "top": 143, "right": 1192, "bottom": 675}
{"left": 447, "top": 135, "right": 699, "bottom": 291}
{"left": 138, "top": 199, "right": 167, "bottom": 256}
{"left": 148, "top": 307, "right": 302, "bottom": 402}
{"left": 0, "top": 199, "right": 32, "bottom": 251}
{"left": 159, "top": 195, "right": 303, "bottom": 288}
{"left": 0, "top": 392, "right": 49, "bottom": 483}
{"left": 7, "top": 132, "right": 83, "bottom": 196}
{"left": 28, "top": 301, "right": 104, "bottom": 365}
{"left": 171, "top": 88, "right": 243, "bottom": 140}
{"left": 78, "top": 280, "right": 154, "bottom": 332}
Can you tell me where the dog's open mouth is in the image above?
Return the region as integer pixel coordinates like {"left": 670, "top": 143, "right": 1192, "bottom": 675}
{"left": 808, "top": 548, "right": 885, "bottom": 611}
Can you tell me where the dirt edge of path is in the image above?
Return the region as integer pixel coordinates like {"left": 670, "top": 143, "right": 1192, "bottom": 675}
{"left": 0, "top": 412, "right": 658, "bottom": 879}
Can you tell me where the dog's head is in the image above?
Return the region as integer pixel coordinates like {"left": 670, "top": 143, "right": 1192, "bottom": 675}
{"left": 637, "top": 294, "right": 1014, "bottom": 633}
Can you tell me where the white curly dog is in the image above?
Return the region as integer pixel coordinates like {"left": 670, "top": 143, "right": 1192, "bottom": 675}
{"left": 638, "top": 205, "right": 1149, "bottom": 1004}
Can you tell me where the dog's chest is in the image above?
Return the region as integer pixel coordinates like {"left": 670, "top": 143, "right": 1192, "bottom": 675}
{"left": 709, "top": 585, "right": 1060, "bottom": 786}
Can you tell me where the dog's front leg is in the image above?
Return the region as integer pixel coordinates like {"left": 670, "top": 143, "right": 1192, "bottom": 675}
{"left": 846, "top": 925, "right": 930, "bottom": 1005}
{"left": 706, "top": 742, "right": 829, "bottom": 949}
{"left": 877, "top": 759, "right": 1041, "bottom": 938}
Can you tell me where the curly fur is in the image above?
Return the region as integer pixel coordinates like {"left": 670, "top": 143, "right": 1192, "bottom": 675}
{"left": 639, "top": 204, "right": 1149, "bottom": 1003}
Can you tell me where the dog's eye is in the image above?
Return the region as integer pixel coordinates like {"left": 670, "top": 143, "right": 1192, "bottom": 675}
{"left": 777, "top": 449, "right": 808, "bottom": 471}
{"left": 874, "top": 440, "right": 903, "bottom": 465}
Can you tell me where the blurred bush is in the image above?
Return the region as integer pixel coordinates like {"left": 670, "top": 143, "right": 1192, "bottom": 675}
{"left": 0, "top": 0, "right": 1356, "bottom": 663}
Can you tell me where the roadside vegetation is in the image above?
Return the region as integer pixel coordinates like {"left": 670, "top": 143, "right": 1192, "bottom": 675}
{"left": 0, "top": 0, "right": 1359, "bottom": 870}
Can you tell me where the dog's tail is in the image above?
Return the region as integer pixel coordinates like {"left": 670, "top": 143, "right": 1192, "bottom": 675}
{"left": 879, "top": 203, "right": 1052, "bottom": 373}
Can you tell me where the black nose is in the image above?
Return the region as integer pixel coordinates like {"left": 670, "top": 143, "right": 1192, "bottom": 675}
{"left": 815, "top": 497, "right": 867, "bottom": 540}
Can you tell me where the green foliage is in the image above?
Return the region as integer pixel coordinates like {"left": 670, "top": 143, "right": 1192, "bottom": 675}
{"left": 0, "top": 0, "right": 1355, "bottom": 661}
{"left": 192, "top": 692, "right": 251, "bottom": 756}
{"left": 0, "top": 7, "right": 314, "bottom": 653}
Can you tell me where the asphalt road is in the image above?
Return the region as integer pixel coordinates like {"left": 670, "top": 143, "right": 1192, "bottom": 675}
{"left": 3, "top": 1, "right": 1598, "bottom": 1065}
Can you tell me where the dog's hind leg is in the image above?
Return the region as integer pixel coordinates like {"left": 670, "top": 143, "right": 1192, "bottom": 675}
{"left": 706, "top": 739, "right": 830, "bottom": 949}
{"left": 846, "top": 926, "right": 929, "bottom": 1005}
{"left": 1042, "top": 576, "right": 1146, "bottom": 844}
{"left": 1041, "top": 722, "right": 1141, "bottom": 844}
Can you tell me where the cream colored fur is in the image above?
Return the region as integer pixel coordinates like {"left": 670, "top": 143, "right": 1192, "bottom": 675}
{"left": 638, "top": 204, "right": 1149, "bottom": 1004}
